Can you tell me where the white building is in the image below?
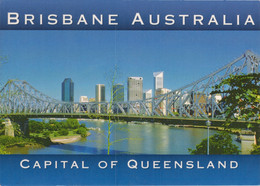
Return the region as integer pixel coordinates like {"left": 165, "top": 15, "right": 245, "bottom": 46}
{"left": 155, "top": 88, "right": 171, "bottom": 116}
{"left": 143, "top": 89, "right": 153, "bottom": 113}
{"left": 153, "top": 71, "right": 164, "bottom": 96}
{"left": 79, "top": 96, "right": 88, "bottom": 103}
{"left": 143, "top": 89, "right": 152, "bottom": 100}
{"left": 214, "top": 94, "right": 222, "bottom": 103}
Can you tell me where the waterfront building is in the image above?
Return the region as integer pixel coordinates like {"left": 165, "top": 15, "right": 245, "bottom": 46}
{"left": 153, "top": 71, "right": 164, "bottom": 96}
{"left": 143, "top": 89, "right": 152, "bottom": 100}
{"left": 96, "top": 84, "right": 105, "bottom": 113}
{"left": 113, "top": 84, "right": 124, "bottom": 102}
{"left": 79, "top": 96, "right": 88, "bottom": 103}
{"left": 155, "top": 88, "right": 171, "bottom": 116}
{"left": 95, "top": 84, "right": 105, "bottom": 102}
{"left": 127, "top": 77, "right": 143, "bottom": 101}
{"left": 143, "top": 89, "right": 153, "bottom": 113}
{"left": 61, "top": 78, "right": 74, "bottom": 102}
{"left": 88, "top": 98, "right": 96, "bottom": 102}
{"left": 191, "top": 91, "right": 207, "bottom": 117}
{"left": 173, "top": 91, "right": 191, "bottom": 113}
{"left": 79, "top": 96, "right": 88, "bottom": 112}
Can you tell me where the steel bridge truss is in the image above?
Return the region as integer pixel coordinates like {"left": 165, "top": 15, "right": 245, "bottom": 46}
{"left": 0, "top": 51, "right": 259, "bottom": 119}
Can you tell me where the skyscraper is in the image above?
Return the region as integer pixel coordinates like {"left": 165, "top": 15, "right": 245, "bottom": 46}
{"left": 113, "top": 84, "right": 124, "bottom": 102}
{"left": 153, "top": 71, "right": 164, "bottom": 96}
{"left": 127, "top": 77, "right": 143, "bottom": 101}
{"left": 62, "top": 78, "right": 74, "bottom": 102}
{"left": 96, "top": 84, "right": 105, "bottom": 114}
{"left": 95, "top": 84, "right": 105, "bottom": 102}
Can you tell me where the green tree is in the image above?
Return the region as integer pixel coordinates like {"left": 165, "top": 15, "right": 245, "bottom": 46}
{"left": 0, "top": 145, "right": 8, "bottom": 154}
{"left": 43, "top": 130, "right": 51, "bottom": 138}
{"left": 211, "top": 73, "right": 259, "bottom": 122}
{"left": 66, "top": 119, "right": 80, "bottom": 129}
{"left": 58, "top": 128, "right": 69, "bottom": 136}
{"left": 77, "top": 127, "right": 87, "bottom": 137}
{"left": 13, "top": 122, "right": 23, "bottom": 137}
{"left": 250, "top": 144, "right": 260, "bottom": 155}
{"left": 29, "top": 120, "right": 44, "bottom": 133}
{"left": 189, "top": 132, "right": 240, "bottom": 155}
{"left": 211, "top": 73, "right": 260, "bottom": 149}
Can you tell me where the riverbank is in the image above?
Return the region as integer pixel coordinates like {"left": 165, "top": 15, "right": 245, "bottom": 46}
{"left": 169, "top": 124, "right": 242, "bottom": 134}
{"left": 51, "top": 135, "right": 82, "bottom": 144}
{"left": 80, "top": 118, "right": 242, "bottom": 135}
{"left": 51, "top": 131, "right": 91, "bottom": 144}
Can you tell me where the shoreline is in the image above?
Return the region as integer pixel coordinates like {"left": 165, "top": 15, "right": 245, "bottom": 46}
{"left": 50, "top": 131, "right": 91, "bottom": 144}
{"left": 51, "top": 135, "right": 82, "bottom": 144}
{"left": 78, "top": 118, "right": 242, "bottom": 135}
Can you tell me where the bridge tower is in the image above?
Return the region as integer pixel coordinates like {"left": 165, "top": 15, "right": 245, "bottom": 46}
{"left": 246, "top": 50, "right": 259, "bottom": 74}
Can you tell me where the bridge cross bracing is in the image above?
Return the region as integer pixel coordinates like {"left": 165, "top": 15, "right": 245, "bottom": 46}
{"left": 0, "top": 50, "right": 259, "bottom": 119}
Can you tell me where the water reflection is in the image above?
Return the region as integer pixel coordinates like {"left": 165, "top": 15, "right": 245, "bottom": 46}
{"left": 8, "top": 119, "right": 242, "bottom": 154}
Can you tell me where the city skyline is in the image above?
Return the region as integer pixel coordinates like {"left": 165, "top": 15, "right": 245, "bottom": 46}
{"left": 0, "top": 31, "right": 259, "bottom": 101}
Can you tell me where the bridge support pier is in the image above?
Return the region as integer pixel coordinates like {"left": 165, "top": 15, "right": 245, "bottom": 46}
{"left": 11, "top": 118, "right": 29, "bottom": 136}
{"left": 3, "top": 118, "right": 14, "bottom": 137}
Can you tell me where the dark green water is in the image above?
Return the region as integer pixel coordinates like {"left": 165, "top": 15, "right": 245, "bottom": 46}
{"left": 8, "top": 119, "right": 241, "bottom": 154}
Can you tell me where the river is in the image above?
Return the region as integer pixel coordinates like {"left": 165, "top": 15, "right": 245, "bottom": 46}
{"left": 8, "top": 119, "right": 241, "bottom": 154}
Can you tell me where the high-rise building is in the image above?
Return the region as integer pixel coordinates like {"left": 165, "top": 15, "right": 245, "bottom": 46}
{"left": 96, "top": 84, "right": 105, "bottom": 114}
{"left": 95, "top": 84, "right": 105, "bottom": 102}
{"left": 113, "top": 84, "right": 124, "bottom": 102}
{"left": 127, "top": 77, "right": 143, "bottom": 101}
{"left": 61, "top": 78, "right": 74, "bottom": 102}
{"left": 153, "top": 71, "right": 164, "bottom": 96}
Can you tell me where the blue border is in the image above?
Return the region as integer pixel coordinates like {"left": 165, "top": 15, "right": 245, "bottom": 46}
{"left": 0, "top": 0, "right": 259, "bottom": 30}
{"left": 0, "top": 155, "right": 259, "bottom": 185}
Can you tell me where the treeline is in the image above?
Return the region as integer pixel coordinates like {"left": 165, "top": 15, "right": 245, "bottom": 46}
{"left": 29, "top": 119, "right": 89, "bottom": 137}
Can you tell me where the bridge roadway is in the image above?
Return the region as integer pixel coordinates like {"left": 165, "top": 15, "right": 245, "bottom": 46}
{"left": 1, "top": 113, "right": 258, "bottom": 134}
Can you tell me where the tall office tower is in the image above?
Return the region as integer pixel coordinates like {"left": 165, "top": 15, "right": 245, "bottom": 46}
{"left": 79, "top": 96, "right": 88, "bottom": 103}
{"left": 127, "top": 77, "right": 143, "bottom": 101}
{"left": 95, "top": 84, "right": 105, "bottom": 102}
{"left": 96, "top": 84, "right": 105, "bottom": 114}
{"left": 153, "top": 71, "right": 164, "bottom": 96}
{"left": 143, "top": 89, "right": 152, "bottom": 100}
{"left": 113, "top": 84, "right": 124, "bottom": 102}
{"left": 62, "top": 78, "right": 74, "bottom": 102}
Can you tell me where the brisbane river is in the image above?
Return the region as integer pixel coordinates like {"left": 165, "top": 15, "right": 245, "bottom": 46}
{"left": 9, "top": 119, "right": 241, "bottom": 154}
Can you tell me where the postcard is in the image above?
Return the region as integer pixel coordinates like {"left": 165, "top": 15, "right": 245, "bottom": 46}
{"left": 0, "top": 0, "right": 259, "bottom": 185}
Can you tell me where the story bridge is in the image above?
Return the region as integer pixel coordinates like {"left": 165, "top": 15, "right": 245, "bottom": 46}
{"left": 0, "top": 50, "right": 259, "bottom": 134}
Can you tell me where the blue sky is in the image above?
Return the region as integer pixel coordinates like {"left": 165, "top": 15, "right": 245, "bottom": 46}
{"left": 0, "top": 30, "right": 259, "bottom": 101}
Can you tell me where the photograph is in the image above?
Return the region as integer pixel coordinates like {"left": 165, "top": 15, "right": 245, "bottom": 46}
{"left": 0, "top": 31, "right": 259, "bottom": 155}
{"left": 0, "top": 0, "right": 259, "bottom": 185}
